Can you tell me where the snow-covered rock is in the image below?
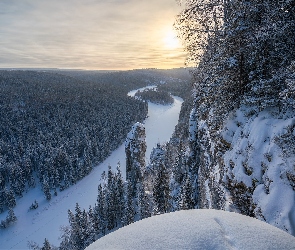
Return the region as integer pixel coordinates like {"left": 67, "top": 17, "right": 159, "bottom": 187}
{"left": 194, "top": 104, "right": 295, "bottom": 236}
{"left": 86, "top": 209, "right": 295, "bottom": 250}
{"left": 222, "top": 107, "right": 295, "bottom": 234}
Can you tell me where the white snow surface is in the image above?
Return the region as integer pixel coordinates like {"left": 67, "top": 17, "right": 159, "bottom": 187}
{"left": 222, "top": 106, "right": 295, "bottom": 235}
{"left": 86, "top": 209, "right": 295, "bottom": 250}
{"left": 127, "top": 85, "right": 156, "bottom": 98}
{"left": 0, "top": 86, "right": 183, "bottom": 249}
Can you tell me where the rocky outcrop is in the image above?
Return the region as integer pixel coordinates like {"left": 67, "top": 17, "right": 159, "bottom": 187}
{"left": 125, "top": 122, "right": 147, "bottom": 196}
{"left": 191, "top": 105, "right": 295, "bottom": 236}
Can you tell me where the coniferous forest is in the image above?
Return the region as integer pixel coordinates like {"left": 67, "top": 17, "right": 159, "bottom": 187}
{"left": 1, "top": 0, "right": 295, "bottom": 249}
{"left": 0, "top": 70, "right": 148, "bottom": 214}
{"left": 0, "top": 68, "right": 191, "bottom": 237}
{"left": 55, "top": 1, "right": 295, "bottom": 249}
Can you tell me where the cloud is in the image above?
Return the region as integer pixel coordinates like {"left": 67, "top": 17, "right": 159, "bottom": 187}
{"left": 0, "top": 0, "right": 186, "bottom": 69}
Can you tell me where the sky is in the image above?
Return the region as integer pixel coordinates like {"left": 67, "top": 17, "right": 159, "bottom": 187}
{"left": 0, "top": 0, "right": 187, "bottom": 70}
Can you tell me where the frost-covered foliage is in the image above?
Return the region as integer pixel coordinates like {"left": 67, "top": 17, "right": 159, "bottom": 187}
{"left": 125, "top": 122, "right": 146, "bottom": 197}
{"left": 59, "top": 163, "right": 154, "bottom": 249}
{"left": 0, "top": 208, "right": 17, "bottom": 229}
{"left": 222, "top": 107, "right": 295, "bottom": 234}
{"left": 175, "top": 0, "right": 295, "bottom": 236}
{"left": 135, "top": 88, "right": 174, "bottom": 105}
{"left": 176, "top": 0, "right": 295, "bottom": 127}
{"left": 0, "top": 70, "right": 148, "bottom": 214}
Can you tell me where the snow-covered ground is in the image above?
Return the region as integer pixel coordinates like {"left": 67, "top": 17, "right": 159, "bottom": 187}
{"left": 86, "top": 209, "right": 295, "bottom": 250}
{"left": 127, "top": 85, "right": 157, "bottom": 98}
{"left": 0, "top": 87, "right": 183, "bottom": 249}
{"left": 222, "top": 106, "right": 295, "bottom": 235}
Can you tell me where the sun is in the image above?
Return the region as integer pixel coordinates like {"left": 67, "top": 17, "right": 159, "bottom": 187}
{"left": 163, "top": 29, "right": 181, "bottom": 50}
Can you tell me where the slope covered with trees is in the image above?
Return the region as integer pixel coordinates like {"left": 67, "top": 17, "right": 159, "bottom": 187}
{"left": 0, "top": 70, "right": 148, "bottom": 214}
{"left": 172, "top": 0, "right": 295, "bottom": 235}
{"left": 29, "top": 1, "right": 295, "bottom": 248}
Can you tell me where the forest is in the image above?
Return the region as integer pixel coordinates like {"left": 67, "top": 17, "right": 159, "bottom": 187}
{"left": 0, "top": 70, "right": 150, "bottom": 214}
{"left": 52, "top": 1, "right": 295, "bottom": 249}
{"left": 135, "top": 88, "right": 174, "bottom": 105}
{"left": 2, "top": 0, "right": 295, "bottom": 249}
{"left": 0, "top": 68, "right": 190, "bottom": 223}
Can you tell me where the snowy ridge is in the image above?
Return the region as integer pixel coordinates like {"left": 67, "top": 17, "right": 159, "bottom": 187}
{"left": 86, "top": 209, "right": 295, "bottom": 250}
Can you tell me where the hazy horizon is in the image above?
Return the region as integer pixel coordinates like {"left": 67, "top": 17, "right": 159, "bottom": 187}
{"left": 0, "top": 0, "right": 187, "bottom": 70}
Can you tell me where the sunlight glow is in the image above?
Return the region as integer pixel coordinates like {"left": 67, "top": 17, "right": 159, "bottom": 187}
{"left": 163, "top": 29, "right": 181, "bottom": 50}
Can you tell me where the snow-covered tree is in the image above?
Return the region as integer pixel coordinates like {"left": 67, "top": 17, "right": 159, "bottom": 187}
{"left": 153, "top": 162, "right": 171, "bottom": 214}
{"left": 137, "top": 182, "right": 152, "bottom": 220}
{"left": 41, "top": 238, "right": 51, "bottom": 250}
{"left": 178, "top": 174, "right": 195, "bottom": 210}
{"left": 123, "top": 180, "right": 135, "bottom": 226}
{"left": 125, "top": 122, "right": 146, "bottom": 197}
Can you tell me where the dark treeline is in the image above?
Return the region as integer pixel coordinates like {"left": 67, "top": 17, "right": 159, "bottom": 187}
{"left": 0, "top": 70, "right": 148, "bottom": 213}
{"left": 135, "top": 88, "right": 174, "bottom": 105}
{"left": 56, "top": 68, "right": 191, "bottom": 93}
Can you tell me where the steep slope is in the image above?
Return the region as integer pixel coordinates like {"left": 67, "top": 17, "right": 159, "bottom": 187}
{"left": 192, "top": 105, "right": 295, "bottom": 236}
{"left": 223, "top": 107, "right": 295, "bottom": 234}
{"left": 86, "top": 209, "right": 295, "bottom": 250}
{"left": 173, "top": 0, "right": 295, "bottom": 237}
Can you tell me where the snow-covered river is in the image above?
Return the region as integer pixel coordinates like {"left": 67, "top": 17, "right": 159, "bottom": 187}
{"left": 0, "top": 87, "right": 183, "bottom": 249}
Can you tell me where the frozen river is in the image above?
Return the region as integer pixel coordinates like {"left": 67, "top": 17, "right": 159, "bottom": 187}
{"left": 0, "top": 87, "right": 183, "bottom": 249}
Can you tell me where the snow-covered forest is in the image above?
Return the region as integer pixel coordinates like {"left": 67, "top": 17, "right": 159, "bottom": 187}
{"left": 84, "top": 1, "right": 295, "bottom": 249}
{"left": 172, "top": 0, "right": 295, "bottom": 237}
{"left": 0, "top": 68, "right": 190, "bottom": 249}
{"left": 1, "top": 0, "right": 295, "bottom": 249}
{"left": 135, "top": 88, "right": 174, "bottom": 105}
{"left": 0, "top": 70, "right": 148, "bottom": 209}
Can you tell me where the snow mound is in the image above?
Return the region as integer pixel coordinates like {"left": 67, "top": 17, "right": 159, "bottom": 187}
{"left": 86, "top": 209, "right": 295, "bottom": 250}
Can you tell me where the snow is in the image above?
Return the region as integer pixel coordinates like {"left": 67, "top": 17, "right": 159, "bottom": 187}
{"left": 222, "top": 106, "right": 295, "bottom": 235}
{"left": 0, "top": 86, "right": 183, "bottom": 249}
{"left": 128, "top": 86, "right": 183, "bottom": 162}
{"left": 125, "top": 122, "right": 146, "bottom": 147}
{"left": 127, "top": 85, "right": 157, "bottom": 99}
{"left": 86, "top": 209, "right": 295, "bottom": 250}
{"left": 144, "top": 96, "right": 183, "bottom": 162}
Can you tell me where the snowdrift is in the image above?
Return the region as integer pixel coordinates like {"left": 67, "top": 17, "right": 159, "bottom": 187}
{"left": 86, "top": 209, "right": 295, "bottom": 250}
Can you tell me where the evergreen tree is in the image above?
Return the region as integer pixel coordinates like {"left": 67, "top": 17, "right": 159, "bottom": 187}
{"left": 0, "top": 208, "right": 17, "bottom": 228}
{"left": 137, "top": 182, "right": 152, "bottom": 220}
{"left": 96, "top": 183, "right": 107, "bottom": 235}
{"left": 124, "top": 181, "right": 135, "bottom": 226}
{"left": 6, "top": 189, "right": 16, "bottom": 208}
{"left": 41, "top": 238, "right": 51, "bottom": 250}
{"left": 0, "top": 189, "right": 5, "bottom": 213}
{"left": 178, "top": 174, "right": 195, "bottom": 210}
{"left": 106, "top": 166, "right": 116, "bottom": 230}
{"left": 125, "top": 122, "right": 146, "bottom": 197}
{"left": 91, "top": 204, "right": 101, "bottom": 237}
{"left": 86, "top": 206, "right": 96, "bottom": 246}
{"left": 153, "top": 162, "right": 171, "bottom": 214}
{"left": 7, "top": 208, "right": 17, "bottom": 223}
{"left": 114, "top": 164, "right": 125, "bottom": 227}
{"left": 42, "top": 179, "right": 51, "bottom": 201}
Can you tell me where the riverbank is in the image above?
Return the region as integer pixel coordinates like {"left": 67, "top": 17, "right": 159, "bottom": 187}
{"left": 0, "top": 87, "right": 183, "bottom": 249}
